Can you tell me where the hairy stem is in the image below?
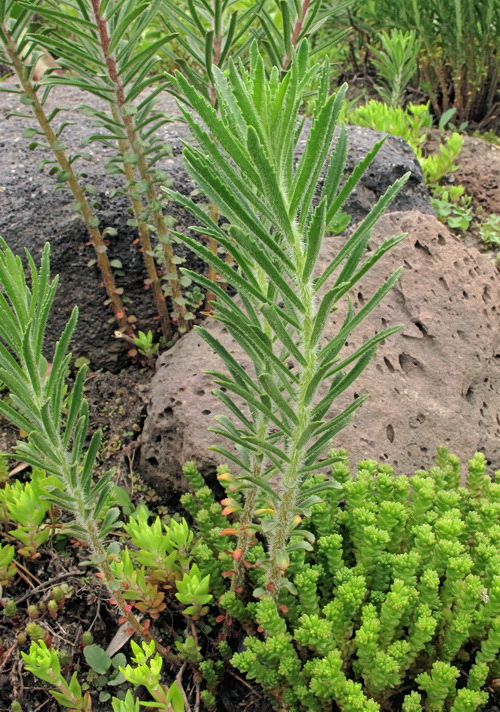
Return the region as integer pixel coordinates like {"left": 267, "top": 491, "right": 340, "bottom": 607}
{"left": 84, "top": 520, "right": 180, "bottom": 665}
{"left": 266, "top": 231, "right": 318, "bottom": 596}
{"left": 3, "top": 30, "right": 131, "bottom": 335}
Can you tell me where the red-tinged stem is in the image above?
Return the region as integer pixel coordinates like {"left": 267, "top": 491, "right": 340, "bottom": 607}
{"left": 283, "top": 0, "right": 312, "bottom": 70}
{"left": 90, "top": 0, "right": 189, "bottom": 334}
{"left": 3, "top": 29, "right": 132, "bottom": 336}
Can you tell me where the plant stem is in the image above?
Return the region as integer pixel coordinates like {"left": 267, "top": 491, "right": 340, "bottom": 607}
{"left": 90, "top": 0, "right": 189, "bottom": 334}
{"left": 2, "top": 29, "right": 131, "bottom": 336}
{"left": 205, "top": 14, "right": 224, "bottom": 307}
{"left": 204, "top": 202, "right": 220, "bottom": 307}
{"left": 84, "top": 519, "right": 180, "bottom": 665}
{"left": 282, "top": 0, "right": 312, "bottom": 69}
{"left": 112, "top": 109, "right": 173, "bottom": 341}
{"left": 266, "top": 230, "right": 318, "bottom": 596}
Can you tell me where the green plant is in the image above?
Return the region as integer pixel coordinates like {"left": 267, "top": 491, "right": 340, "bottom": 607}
{"left": 83, "top": 644, "right": 126, "bottom": 702}
{"left": 431, "top": 186, "right": 473, "bottom": 232}
{"left": 221, "top": 450, "right": 500, "bottom": 711}
{"left": 0, "top": 239, "right": 174, "bottom": 660}
{"left": 23, "top": 639, "right": 184, "bottom": 712}
{"left": 254, "top": 0, "right": 355, "bottom": 72}
{"left": 119, "top": 640, "right": 184, "bottom": 712}
{"left": 422, "top": 133, "right": 463, "bottom": 185}
{"left": 124, "top": 510, "right": 194, "bottom": 582}
{"left": 347, "top": 101, "right": 464, "bottom": 190}
{"left": 0, "top": 543, "right": 17, "bottom": 587}
{"left": 472, "top": 129, "right": 500, "bottom": 147}
{"left": 359, "top": 0, "right": 500, "bottom": 127}
{"left": 134, "top": 330, "right": 159, "bottom": 360}
{"left": 175, "top": 564, "right": 212, "bottom": 619}
{"left": 370, "top": 29, "right": 420, "bottom": 108}
{"left": 0, "top": 451, "right": 9, "bottom": 485}
{"left": 22, "top": 640, "right": 92, "bottom": 711}
{"left": 19, "top": 0, "right": 192, "bottom": 336}
{"left": 0, "top": 468, "right": 53, "bottom": 558}
{"left": 0, "top": 0, "right": 130, "bottom": 334}
{"left": 479, "top": 214, "right": 500, "bottom": 249}
{"left": 348, "top": 100, "right": 432, "bottom": 153}
{"left": 167, "top": 41, "right": 408, "bottom": 596}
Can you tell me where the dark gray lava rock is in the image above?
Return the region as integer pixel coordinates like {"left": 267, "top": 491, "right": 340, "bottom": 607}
{"left": 0, "top": 84, "right": 432, "bottom": 368}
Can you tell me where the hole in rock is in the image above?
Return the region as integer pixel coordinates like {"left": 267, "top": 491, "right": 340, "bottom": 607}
{"left": 386, "top": 424, "right": 395, "bottom": 443}
{"left": 398, "top": 352, "right": 424, "bottom": 374}
{"left": 437, "top": 234, "right": 446, "bottom": 245}
{"left": 383, "top": 357, "right": 395, "bottom": 373}
{"left": 414, "top": 240, "right": 431, "bottom": 256}
{"left": 413, "top": 321, "right": 429, "bottom": 337}
{"left": 195, "top": 389, "right": 205, "bottom": 396}
{"left": 202, "top": 409, "right": 211, "bottom": 416}
{"left": 147, "top": 457, "right": 159, "bottom": 467}
{"left": 163, "top": 407, "right": 173, "bottom": 418}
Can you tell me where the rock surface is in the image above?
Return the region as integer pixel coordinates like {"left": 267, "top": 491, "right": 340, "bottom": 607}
{"left": 0, "top": 84, "right": 432, "bottom": 368}
{"left": 451, "top": 135, "right": 500, "bottom": 216}
{"left": 141, "top": 210, "right": 500, "bottom": 491}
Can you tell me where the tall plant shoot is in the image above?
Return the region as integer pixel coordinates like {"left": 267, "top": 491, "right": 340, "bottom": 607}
{"left": 168, "top": 41, "right": 409, "bottom": 595}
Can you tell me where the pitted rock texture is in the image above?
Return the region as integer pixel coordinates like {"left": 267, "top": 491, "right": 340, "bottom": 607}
{"left": 141, "top": 211, "right": 499, "bottom": 491}
{"left": 0, "top": 84, "right": 432, "bottom": 368}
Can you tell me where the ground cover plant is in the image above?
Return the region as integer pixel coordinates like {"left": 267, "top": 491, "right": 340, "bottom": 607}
{"left": 338, "top": 0, "right": 499, "bottom": 130}
{"left": 0, "top": 36, "right": 499, "bottom": 712}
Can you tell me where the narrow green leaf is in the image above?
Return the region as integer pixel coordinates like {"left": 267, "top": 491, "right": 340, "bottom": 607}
{"left": 213, "top": 389, "right": 253, "bottom": 431}
{"left": 302, "top": 198, "right": 327, "bottom": 282}
{"left": 322, "top": 123, "right": 348, "bottom": 203}
{"left": 325, "top": 137, "right": 386, "bottom": 227}
{"left": 313, "top": 349, "right": 375, "bottom": 420}
{"left": 173, "top": 230, "right": 267, "bottom": 306}
{"left": 239, "top": 474, "right": 278, "bottom": 500}
{"left": 258, "top": 373, "right": 297, "bottom": 425}
{"left": 261, "top": 305, "right": 305, "bottom": 367}
{"left": 208, "top": 445, "right": 251, "bottom": 472}
{"left": 80, "top": 430, "right": 102, "bottom": 491}
{"left": 196, "top": 326, "right": 259, "bottom": 394}
{"left": 319, "top": 268, "right": 403, "bottom": 365}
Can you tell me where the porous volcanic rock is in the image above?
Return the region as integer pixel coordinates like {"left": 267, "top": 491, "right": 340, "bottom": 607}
{"left": 141, "top": 211, "right": 499, "bottom": 492}
{"left": 0, "top": 84, "right": 432, "bottom": 368}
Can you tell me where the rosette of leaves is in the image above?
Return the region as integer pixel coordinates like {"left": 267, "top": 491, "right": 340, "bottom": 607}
{"left": 166, "top": 40, "right": 408, "bottom": 594}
